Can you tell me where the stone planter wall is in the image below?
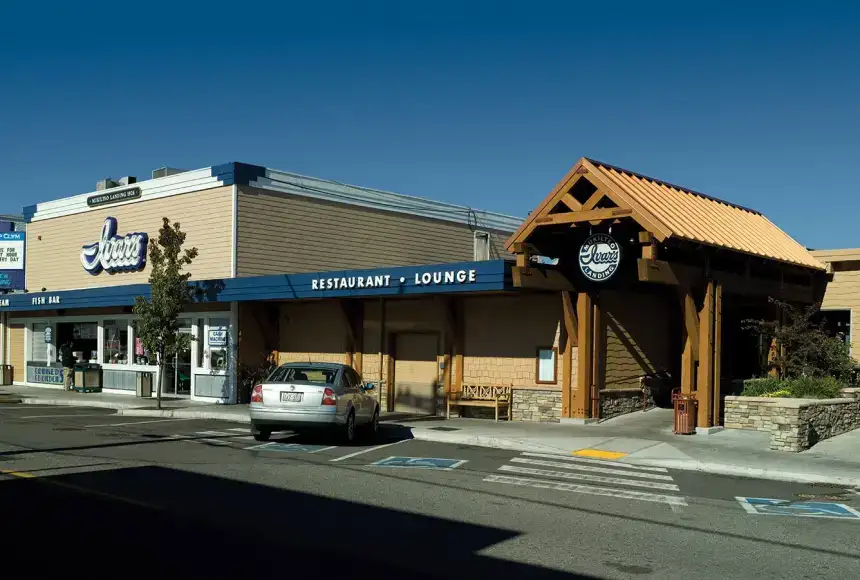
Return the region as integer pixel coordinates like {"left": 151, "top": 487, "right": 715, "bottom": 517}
{"left": 600, "top": 388, "right": 654, "bottom": 421}
{"left": 512, "top": 389, "right": 563, "bottom": 422}
{"left": 725, "top": 396, "right": 860, "bottom": 452}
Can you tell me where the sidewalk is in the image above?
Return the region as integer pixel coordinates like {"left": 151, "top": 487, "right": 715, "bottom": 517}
{"left": 3, "top": 384, "right": 859, "bottom": 487}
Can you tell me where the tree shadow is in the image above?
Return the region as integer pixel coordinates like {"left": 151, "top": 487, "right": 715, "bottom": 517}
{"left": 0, "top": 465, "right": 598, "bottom": 579}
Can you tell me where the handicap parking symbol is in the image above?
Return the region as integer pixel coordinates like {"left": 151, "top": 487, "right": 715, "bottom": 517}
{"left": 373, "top": 456, "right": 468, "bottom": 470}
{"left": 736, "top": 497, "right": 860, "bottom": 520}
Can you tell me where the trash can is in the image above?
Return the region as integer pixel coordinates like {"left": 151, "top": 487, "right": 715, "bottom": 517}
{"left": 672, "top": 388, "right": 697, "bottom": 435}
{"left": 0, "top": 364, "right": 12, "bottom": 386}
{"left": 73, "top": 363, "right": 103, "bottom": 393}
{"left": 136, "top": 371, "right": 153, "bottom": 398}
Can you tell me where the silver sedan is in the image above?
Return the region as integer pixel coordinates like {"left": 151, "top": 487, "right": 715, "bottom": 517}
{"left": 249, "top": 362, "right": 380, "bottom": 443}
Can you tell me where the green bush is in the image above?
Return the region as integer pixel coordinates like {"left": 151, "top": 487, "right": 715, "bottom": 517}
{"left": 740, "top": 376, "right": 845, "bottom": 399}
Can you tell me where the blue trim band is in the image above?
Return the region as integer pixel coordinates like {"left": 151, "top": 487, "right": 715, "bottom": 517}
{"left": 0, "top": 260, "right": 514, "bottom": 312}
{"left": 210, "top": 162, "right": 267, "bottom": 187}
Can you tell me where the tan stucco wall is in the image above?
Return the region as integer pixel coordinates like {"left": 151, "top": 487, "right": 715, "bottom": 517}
{"left": 462, "top": 293, "right": 567, "bottom": 390}
{"left": 814, "top": 261, "right": 860, "bottom": 360}
{"left": 601, "top": 290, "right": 672, "bottom": 390}
{"left": 26, "top": 186, "right": 233, "bottom": 292}
{"left": 9, "top": 323, "right": 24, "bottom": 382}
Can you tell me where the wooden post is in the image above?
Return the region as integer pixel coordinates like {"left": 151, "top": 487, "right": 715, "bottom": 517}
{"left": 353, "top": 301, "right": 364, "bottom": 375}
{"left": 697, "top": 281, "right": 715, "bottom": 427}
{"left": 574, "top": 292, "right": 593, "bottom": 419}
{"left": 712, "top": 283, "right": 723, "bottom": 426}
{"left": 378, "top": 298, "right": 386, "bottom": 408}
{"left": 680, "top": 288, "right": 698, "bottom": 395}
{"left": 453, "top": 298, "right": 464, "bottom": 393}
{"left": 561, "top": 291, "right": 578, "bottom": 418}
{"left": 591, "top": 295, "right": 603, "bottom": 419}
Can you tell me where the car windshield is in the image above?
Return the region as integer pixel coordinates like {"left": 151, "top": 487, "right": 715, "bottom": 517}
{"left": 270, "top": 366, "right": 337, "bottom": 385}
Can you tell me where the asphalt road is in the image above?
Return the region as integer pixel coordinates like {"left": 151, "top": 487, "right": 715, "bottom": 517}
{"left": 1, "top": 403, "right": 859, "bottom": 580}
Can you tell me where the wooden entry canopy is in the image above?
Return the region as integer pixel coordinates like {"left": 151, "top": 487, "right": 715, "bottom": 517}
{"left": 506, "top": 157, "right": 829, "bottom": 426}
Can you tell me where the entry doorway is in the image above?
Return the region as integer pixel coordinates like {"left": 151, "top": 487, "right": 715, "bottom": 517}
{"left": 392, "top": 333, "right": 440, "bottom": 414}
{"left": 162, "top": 321, "right": 193, "bottom": 396}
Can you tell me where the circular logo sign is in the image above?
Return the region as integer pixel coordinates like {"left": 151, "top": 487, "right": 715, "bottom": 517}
{"left": 579, "top": 234, "right": 621, "bottom": 282}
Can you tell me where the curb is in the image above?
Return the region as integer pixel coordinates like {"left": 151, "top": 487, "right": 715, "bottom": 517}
{"left": 409, "top": 429, "right": 571, "bottom": 454}
{"left": 624, "top": 458, "right": 860, "bottom": 487}
{"left": 116, "top": 408, "right": 250, "bottom": 424}
{"left": 17, "top": 397, "right": 144, "bottom": 410}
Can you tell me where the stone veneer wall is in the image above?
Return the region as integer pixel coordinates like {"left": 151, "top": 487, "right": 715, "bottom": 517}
{"left": 512, "top": 389, "right": 563, "bottom": 422}
{"left": 600, "top": 388, "right": 654, "bottom": 421}
{"left": 724, "top": 396, "right": 860, "bottom": 452}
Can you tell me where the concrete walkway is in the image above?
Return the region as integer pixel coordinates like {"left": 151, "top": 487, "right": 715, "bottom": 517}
{"left": 3, "top": 384, "right": 859, "bottom": 487}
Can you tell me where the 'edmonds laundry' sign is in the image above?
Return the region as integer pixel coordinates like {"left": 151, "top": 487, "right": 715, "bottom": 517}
{"left": 579, "top": 233, "right": 621, "bottom": 282}
{"left": 312, "top": 267, "right": 478, "bottom": 291}
{"left": 81, "top": 217, "right": 149, "bottom": 275}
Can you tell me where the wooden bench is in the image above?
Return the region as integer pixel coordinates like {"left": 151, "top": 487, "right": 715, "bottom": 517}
{"left": 447, "top": 385, "right": 513, "bottom": 422}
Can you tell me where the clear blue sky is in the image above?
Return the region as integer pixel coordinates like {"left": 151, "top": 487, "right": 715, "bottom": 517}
{"left": 1, "top": 1, "right": 858, "bottom": 248}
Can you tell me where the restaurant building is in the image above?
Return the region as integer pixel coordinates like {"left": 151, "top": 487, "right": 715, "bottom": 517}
{"left": 0, "top": 158, "right": 831, "bottom": 429}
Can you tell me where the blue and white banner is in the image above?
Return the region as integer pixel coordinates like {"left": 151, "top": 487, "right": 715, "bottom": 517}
{"left": 0, "top": 230, "right": 25, "bottom": 290}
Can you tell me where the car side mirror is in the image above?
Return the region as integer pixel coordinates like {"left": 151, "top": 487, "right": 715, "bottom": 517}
{"left": 364, "top": 382, "right": 376, "bottom": 391}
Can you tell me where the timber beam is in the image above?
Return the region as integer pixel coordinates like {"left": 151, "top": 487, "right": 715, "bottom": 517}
{"left": 638, "top": 258, "right": 816, "bottom": 303}
{"left": 534, "top": 207, "right": 633, "bottom": 227}
{"left": 512, "top": 264, "right": 575, "bottom": 291}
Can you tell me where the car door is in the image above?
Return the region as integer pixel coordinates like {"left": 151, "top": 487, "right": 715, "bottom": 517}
{"left": 339, "top": 367, "right": 361, "bottom": 421}
{"left": 348, "top": 367, "right": 372, "bottom": 423}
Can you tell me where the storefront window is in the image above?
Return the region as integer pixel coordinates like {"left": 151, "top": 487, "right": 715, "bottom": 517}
{"left": 31, "top": 323, "right": 49, "bottom": 362}
{"left": 208, "top": 317, "right": 229, "bottom": 372}
{"left": 103, "top": 320, "right": 129, "bottom": 365}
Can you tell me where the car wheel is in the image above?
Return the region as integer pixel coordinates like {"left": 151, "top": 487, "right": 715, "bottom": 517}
{"left": 344, "top": 411, "right": 356, "bottom": 443}
{"left": 252, "top": 426, "right": 271, "bottom": 442}
{"left": 368, "top": 407, "right": 380, "bottom": 439}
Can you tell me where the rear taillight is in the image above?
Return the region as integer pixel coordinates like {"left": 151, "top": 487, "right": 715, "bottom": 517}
{"left": 322, "top": 387, "right": 337, "bottom": 406}
{"left": 251, "top": 385, "right": 264, "bottom": 403}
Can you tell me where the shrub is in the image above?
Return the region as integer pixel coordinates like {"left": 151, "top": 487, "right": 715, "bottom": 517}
{"left": 740, "top": 376, "right": 845, "bottom": 399}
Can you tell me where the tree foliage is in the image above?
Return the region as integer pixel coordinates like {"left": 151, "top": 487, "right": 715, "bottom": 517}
{"left": 133, "top": 218, "right": 198, "bottom": 407}
{"left": 743, "top": 298, "right": 855, "bottom": 383}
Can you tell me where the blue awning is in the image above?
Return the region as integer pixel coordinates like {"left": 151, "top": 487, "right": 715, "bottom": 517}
{"left": 0, "top": 260, "right": 513, "bottom": 313}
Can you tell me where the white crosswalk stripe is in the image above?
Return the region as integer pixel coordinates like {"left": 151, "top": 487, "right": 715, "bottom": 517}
{"left": 485, "top": 451, "right": 687, "bottom": 507}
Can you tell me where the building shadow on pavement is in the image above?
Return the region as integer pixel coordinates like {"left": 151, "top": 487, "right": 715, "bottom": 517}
{"left": 0, "top": 466, "right": 598, "bottom": 580}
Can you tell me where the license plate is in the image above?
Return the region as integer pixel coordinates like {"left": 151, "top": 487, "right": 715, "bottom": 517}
{"left": 280, "top": 392, "right": 303, "bottom": 403}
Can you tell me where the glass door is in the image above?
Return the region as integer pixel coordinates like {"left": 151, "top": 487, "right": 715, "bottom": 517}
{"left": 162, "top": 321, "right": 193, "bottom": 397}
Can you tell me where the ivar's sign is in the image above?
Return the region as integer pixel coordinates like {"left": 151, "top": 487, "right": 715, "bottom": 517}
{"left": 81, "top": 217, "right": 149, "bottom": 275}
{"left": 579, "top": 233, "right": 621, "bottom": 282}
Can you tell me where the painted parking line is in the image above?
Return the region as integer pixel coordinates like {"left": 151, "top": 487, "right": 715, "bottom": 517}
{"left": 572, "top": 448, "right": 629, "bottom": 460}
{"left": 244, "top": 442, "right": 333, "bottom": 453}
{"left": 329, "top": 439, "right": 409, "bottom": 462}
{"left": 737, "top": 497, "right": 860, "bottom": 520}
{"left": 84, "top": 418, "right": 197, "bottom": 427}
{"left": 18, "top": 413, "right": 112, "bottom": 419}
{"left": 372, "top": 456, "right": 468, "bottom": 470}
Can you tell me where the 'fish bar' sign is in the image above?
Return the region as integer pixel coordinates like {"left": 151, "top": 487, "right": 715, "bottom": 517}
{"left": 81, "top": 217, "right": 149, "bottom": 275}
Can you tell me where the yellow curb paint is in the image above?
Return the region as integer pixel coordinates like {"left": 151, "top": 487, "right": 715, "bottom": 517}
{"left": 1, "top": 468, "right": 35, "bottom": 479}
{"left": 572, "top": 449, "right": 628, "bottom": 460}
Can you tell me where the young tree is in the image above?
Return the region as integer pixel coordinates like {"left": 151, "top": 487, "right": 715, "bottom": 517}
{"left": 133, "top": 218, "right": 198, "bottom": 409}
{"left": 744, "top": 298, "right": 855, "bottom": 382}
